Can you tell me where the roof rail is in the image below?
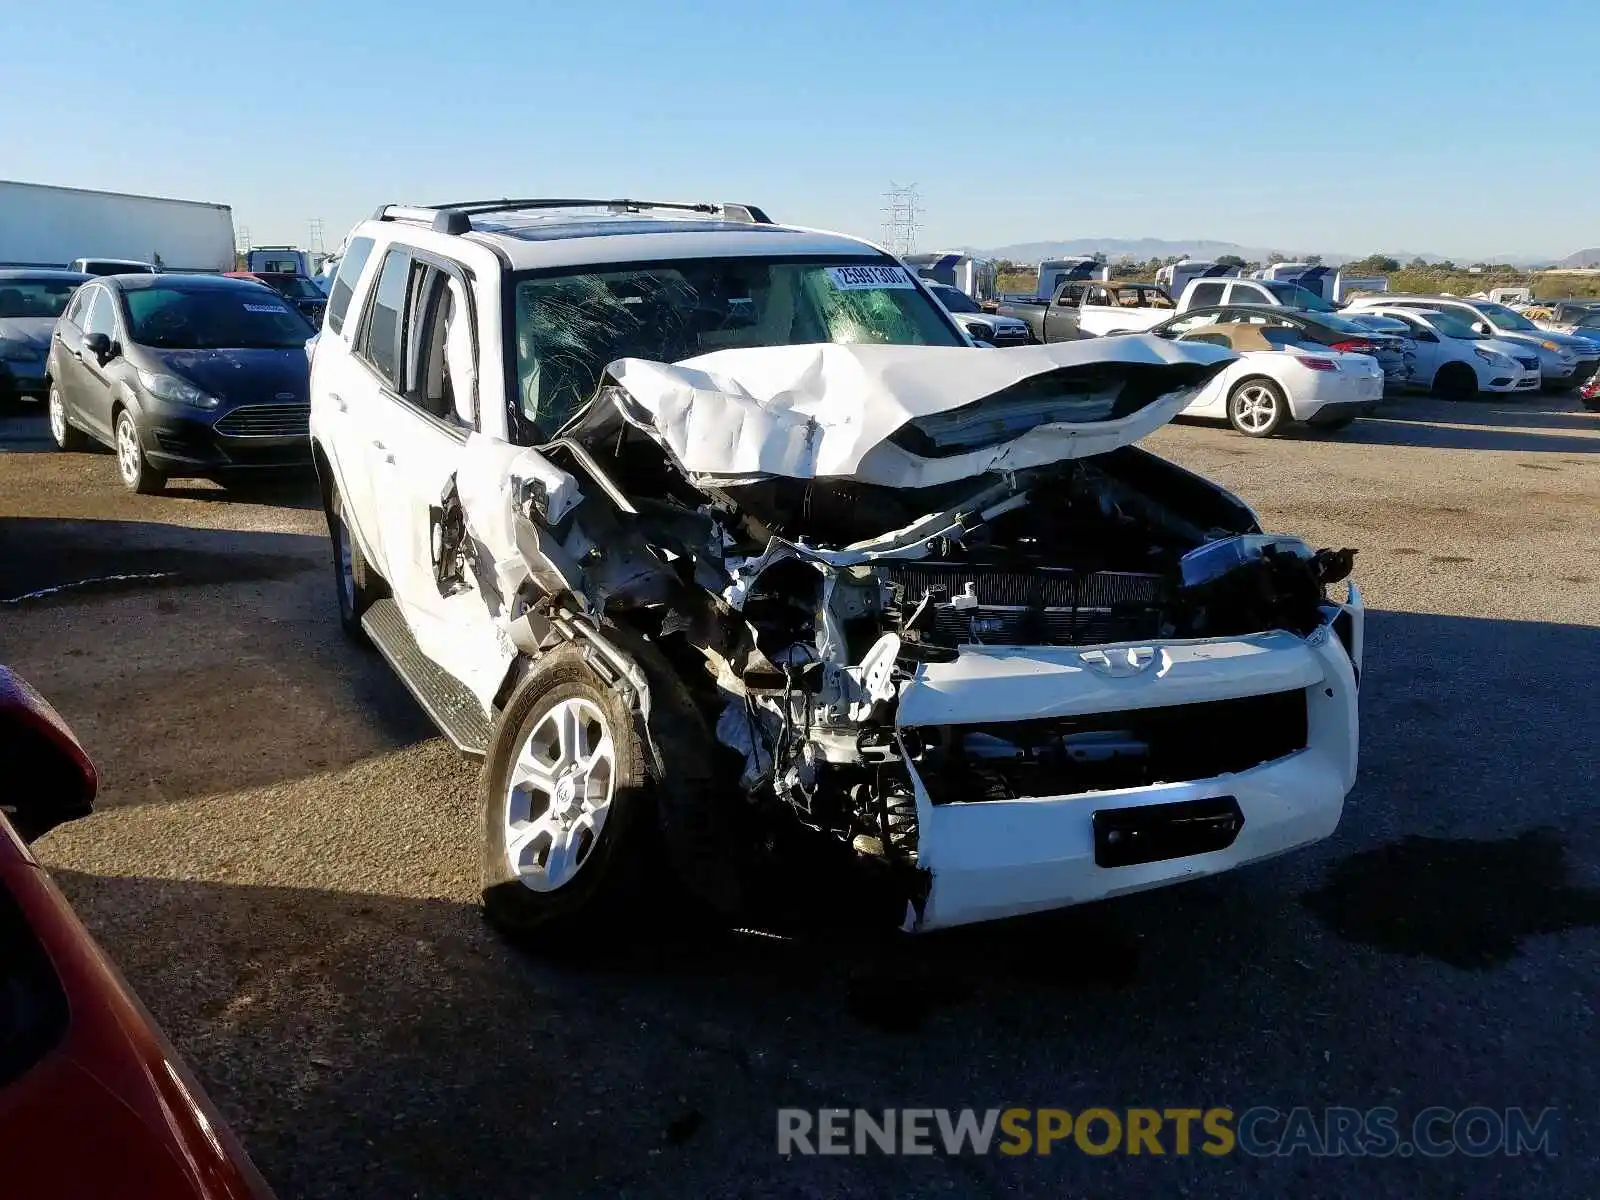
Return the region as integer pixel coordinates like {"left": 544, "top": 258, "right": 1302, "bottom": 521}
{"left": 373, "top": 198, "right": 773, "bottom": 235}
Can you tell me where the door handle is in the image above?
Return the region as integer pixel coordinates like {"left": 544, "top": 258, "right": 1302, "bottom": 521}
{"left": 372, "top": 438, "right": 395, "bottom": 465}
{"left": 329, "top": 392, "right": 348, "bottom": 413}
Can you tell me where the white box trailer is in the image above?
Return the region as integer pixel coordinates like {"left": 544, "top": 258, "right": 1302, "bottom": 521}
{"left": 902, "top": 252, "right": 998, "bottom": 302}
{"left": 1251, "top": 262, "right": 1390, "bottom": 305}
{"left": 1037, "top": 257, "right": 1109, "bottom": 296}
{"left": 0, "top": 179, "right": 235, "bottom": 273}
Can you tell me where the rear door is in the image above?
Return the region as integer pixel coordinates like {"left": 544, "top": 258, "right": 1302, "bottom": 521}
{"left": 357, "top": 249, "right": 516, "bottom": 703}
{"left": 50, "top": 285, "right": 93, "bottom": 415}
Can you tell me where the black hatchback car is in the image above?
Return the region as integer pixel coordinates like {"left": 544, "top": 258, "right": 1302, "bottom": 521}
{"left": 47, "top": 273, "right": 317, "bottom": 492}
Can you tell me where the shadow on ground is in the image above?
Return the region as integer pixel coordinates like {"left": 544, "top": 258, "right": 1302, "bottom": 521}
{"left": 34, "top": 609, "right": 1600, "bottom": 1199}
{"left": 0, "top": 517, "right": 433, "bottom": 804}
{"left": 1333, "top": 394, "right": 1600, "bottom": 453}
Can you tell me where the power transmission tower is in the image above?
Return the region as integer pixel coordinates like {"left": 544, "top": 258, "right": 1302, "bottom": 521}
{"left": 236, "top": 226, "right": 251, "bottom": 254}
{"left": 309, "top": 217, "right": 325, "bottom": 256}
{"left": 881, "top": 183, "right": 920, "bottom": 257}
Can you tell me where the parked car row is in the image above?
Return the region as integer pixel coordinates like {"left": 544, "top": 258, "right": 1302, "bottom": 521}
{"left": 930, "top": 263, "right": 1600, "bottom": 432}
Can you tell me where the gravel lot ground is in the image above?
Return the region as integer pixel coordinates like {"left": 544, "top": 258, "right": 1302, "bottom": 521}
{"left": 2, "top": 394, "right": 1598, "bottom": 1199}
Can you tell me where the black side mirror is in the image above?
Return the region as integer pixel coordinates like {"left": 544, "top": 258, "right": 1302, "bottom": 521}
{"left": 84, "top": 331, "right": 113, "bottom": 362}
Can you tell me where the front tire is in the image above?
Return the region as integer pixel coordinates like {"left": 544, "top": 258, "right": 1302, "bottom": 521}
{"left": 1432, "top": 362, "right": 1478, "bottom": 402}
{"left": 114, "top": 409, "right": 164, "bottom": 493}
{"left": 1227, "top": 377, "right": 1287, "bottom": 437}
{"left": 481, "top": 635, "right": 724, "bottom": 951}
{"left": 48, "top": 386, "right": 87, "bottom": 451}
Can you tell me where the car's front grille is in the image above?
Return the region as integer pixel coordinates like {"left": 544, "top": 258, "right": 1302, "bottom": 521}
{"left": 1517, "top": 357, "right": 1539, "bottom": 370}
{"left": 214, "top": 403, "right": 310, "bottom": 438}
{"left": 990, "top": 327, "right": 1031, "bottom": 346}
{"left": 887, "top": 563, "right": 1166, "bottom": 647}
{"left": 911, "top": 689, "right": 1310, "bottom": 803}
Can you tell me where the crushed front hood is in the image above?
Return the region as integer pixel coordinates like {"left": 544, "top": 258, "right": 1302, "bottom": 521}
{"left": 605, "top": 339, "right": 1233, "bottom": 489}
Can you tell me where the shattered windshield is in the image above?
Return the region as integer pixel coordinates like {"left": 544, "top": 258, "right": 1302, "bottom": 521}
{"left": 513, "top": 257, "right": 964, "bottom": 436}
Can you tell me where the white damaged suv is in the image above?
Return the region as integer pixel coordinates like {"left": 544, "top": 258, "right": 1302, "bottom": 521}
{"left": 309, "top": 198, "right": 1364, "bottom": 944}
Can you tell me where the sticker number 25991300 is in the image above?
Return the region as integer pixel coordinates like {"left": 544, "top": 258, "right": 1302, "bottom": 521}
{"left": 825, "top": 265, "right": 914, "bottom": 291}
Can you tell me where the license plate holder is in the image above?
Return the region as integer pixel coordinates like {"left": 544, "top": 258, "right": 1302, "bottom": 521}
{"left": 1093, "top": 796, "right": 1245, "bottom": 867}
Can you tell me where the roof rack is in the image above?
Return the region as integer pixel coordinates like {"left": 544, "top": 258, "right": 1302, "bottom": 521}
{"left": 374, "top": 198, "right": 774, "bottom": 236}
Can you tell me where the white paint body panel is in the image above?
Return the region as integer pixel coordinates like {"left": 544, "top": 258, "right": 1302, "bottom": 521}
{"left": 609, "top": 338, "right": 1233, "bottom": 488}
{"left": 906, "top": 631, "right": 1358, "bottom": 932}
{"left": 1180, "top": 348, "right": 1383, "bottom": 423}
{"left": 896, "top": 632, "right": 1325, "bottom": 726}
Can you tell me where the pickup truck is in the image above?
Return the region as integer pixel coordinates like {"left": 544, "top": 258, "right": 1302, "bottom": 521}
{"left": 999, "top": 276, "right": 1340, "bottom": 342}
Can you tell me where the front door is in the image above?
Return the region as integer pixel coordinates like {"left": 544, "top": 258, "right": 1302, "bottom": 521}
{"left": 354, "top": 248, "right": 517, "bottom": 708}
{"left": 74, "top": 286, "right": 123, "bottom": 440}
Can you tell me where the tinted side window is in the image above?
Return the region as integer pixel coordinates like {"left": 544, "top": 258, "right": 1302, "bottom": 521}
{"left": 327, "top": 236, "right": 376, "bottom": 335}
{"left": 359, "top": 249, "right": 411, "bottom": 387}
{"left": 1189, "top": 282, "right": 1226, "bottom": 308}
{"left": 1224, "top": 282, "right": 1267, "bottom": 305}
{"left": 63, "top": 287, "right": 90, "bottom": 327}
{"left": 83, "top": 289, "right": 117, "bottom": 339}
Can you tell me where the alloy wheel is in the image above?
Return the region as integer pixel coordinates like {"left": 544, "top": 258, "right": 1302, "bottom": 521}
{"left": 116, "top": 415, "right": 142, "bottom": 484}
{"left": 48, "top": 389, "right": 67, "bottom": 445}
{"left": 503, "top": 698, "right": 617, "bottom": 892}
{"left": 1231, "top": 385, "right": 1279, "bottom": 434}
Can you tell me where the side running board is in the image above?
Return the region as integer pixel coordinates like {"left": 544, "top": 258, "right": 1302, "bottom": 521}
{"left": 361, "top": 598, "right": 492, "bottom": 759}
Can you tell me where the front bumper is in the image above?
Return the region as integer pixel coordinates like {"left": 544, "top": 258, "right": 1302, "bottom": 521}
{"left": 1540, "top": 355, "right": 1596, "bottom": 384}
{"left": 896, "top": 623, "right": 1360, "bottom": 932}
{"left": 1292, "top": 369, "right": 1384, "bottom": 421}
{"left": 136, "top": 400, "right": 312, "bottom": 472}
{"left": 1482, "top": 367, "right": 1543, "bottom": 393}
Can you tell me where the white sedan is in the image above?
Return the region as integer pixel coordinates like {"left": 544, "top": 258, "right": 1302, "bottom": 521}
{"left": 1355, "top": 306, "right": 1541, "bottom": 399}
{"left": 1166, "top": 320, "right": 1384, "bottom": 436}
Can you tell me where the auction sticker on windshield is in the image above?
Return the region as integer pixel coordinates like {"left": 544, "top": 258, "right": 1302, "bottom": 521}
{"left": 827, "top": 265, "right": 914, "bottom": 291}
{"left": 244, "top": 303, "right": 290, "bottom": 314}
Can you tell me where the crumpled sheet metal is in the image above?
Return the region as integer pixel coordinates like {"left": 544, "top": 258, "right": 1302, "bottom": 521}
{"left": 608, "top": 339, "right": 1231, "bottom": 489}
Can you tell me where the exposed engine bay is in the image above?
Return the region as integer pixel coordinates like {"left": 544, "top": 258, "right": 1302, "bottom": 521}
{"left": 452, "top": 343, "right": 1359, "bottom": 922}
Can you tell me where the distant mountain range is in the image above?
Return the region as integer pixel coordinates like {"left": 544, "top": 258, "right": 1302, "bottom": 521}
{"left": 1555, "top": 247, "right": 1600, "bottom": 268}
{"left": 963, "top": 236, "right": 1557, "bottom": 269}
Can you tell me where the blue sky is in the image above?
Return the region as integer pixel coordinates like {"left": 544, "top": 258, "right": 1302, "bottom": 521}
{"left": 6, "top": 0, "right": 1598, "bottom": 259}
